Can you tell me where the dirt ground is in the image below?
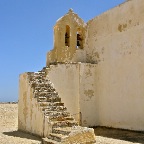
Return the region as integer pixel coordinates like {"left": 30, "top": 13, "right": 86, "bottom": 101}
{"left": 0, "top": 103, "right": 144, "bottom": 144}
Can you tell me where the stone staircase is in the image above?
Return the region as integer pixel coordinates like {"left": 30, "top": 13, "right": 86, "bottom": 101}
{"left": 28, "top": 66, "right": 96, "bottom": 144}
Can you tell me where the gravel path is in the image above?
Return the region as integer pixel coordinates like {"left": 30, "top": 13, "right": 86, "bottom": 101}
{"left": 0, "top": 103, "right": 144, "bottom": 144}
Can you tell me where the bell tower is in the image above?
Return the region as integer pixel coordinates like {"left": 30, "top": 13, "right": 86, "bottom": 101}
{"left": 47, "top": 9, "right": 86, "bottom": 65}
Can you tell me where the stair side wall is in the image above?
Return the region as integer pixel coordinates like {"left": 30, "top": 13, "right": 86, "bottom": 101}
{"left": 18, "top": 73, "right": 45, "bottom": 137}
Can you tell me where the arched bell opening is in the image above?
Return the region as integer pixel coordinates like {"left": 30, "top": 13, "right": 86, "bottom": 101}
{"left": 76, "top": 28, "right": 83, "bottom": 49}
{"left": 65, "top": 25, "right": 70, "bottom": 47}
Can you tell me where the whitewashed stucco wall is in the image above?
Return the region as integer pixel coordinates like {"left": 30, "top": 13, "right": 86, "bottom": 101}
{"left": 79, "top": 64, "right": 98, "bottom": 127}
{"left": 84, "top": 0, "right": 144, "bottom": 131}
{"left": 46, "top": 63, "right": 98, "bottom": 126}
{"left": 46, "top": 64, "right": 80, "bottom": 121}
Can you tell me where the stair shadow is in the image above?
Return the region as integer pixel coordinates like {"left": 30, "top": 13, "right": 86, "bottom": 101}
{"left": 94, "top": 127, "right": 144, "bottom": 144}
{"left": 3, "top": 130, "right": 41, "bottom": 141}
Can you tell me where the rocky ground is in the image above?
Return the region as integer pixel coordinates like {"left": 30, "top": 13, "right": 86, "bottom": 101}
{"left": 0, "top": 103, "right": 144, "bottom": 144}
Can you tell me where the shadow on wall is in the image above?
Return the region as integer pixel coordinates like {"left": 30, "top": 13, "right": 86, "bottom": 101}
{"left": 3, "top": 130, "right": 41, "bottom": 141}
{"left": 94, "top": 127, "right": 144, "bottom": 144}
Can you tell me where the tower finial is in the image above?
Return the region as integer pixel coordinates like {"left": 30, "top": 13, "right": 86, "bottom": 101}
{"left": 69, "top": 8, "right": 73, "bottom": 13}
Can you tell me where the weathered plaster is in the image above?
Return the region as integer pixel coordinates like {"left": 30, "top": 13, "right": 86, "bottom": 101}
{"left": 45, "top": 63, "right": 98, "bottom": 127}
{"left": 83, "top": 0, "right": 144, "bottom": 130}
{"left": 19, "top": 0, "right": 144, "bottom": 137}
{"left": 46, "top": 9, "right": 86, "bottom": 65}
{"left": 18, "top": 73, "right": 50, "bottom": 137}
{"left": 46, "top": 64, "right": 80, "bottom": 122}
{"left": 46, "top": 0, "right": 144, "bottom": 131}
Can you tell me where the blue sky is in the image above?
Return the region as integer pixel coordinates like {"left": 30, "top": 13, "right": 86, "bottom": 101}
{"left": 0, "top": 0, "right": 125, "bottom": 102}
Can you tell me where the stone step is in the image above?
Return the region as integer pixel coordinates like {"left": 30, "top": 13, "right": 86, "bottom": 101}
{"left": 46, "top": 112, "right": 70, "bottom": 119}
{"left": 48, "top": 133, "right": 67, "bottom": 142}
{"left": 37, "top": 96, "right": 47, "bottom": 102}
{"left": 39, "top": 102, "right": 63, "bottom": 107}
{"left": 34, "top": 86, "right": 51, "bottom": 90}
{"left": 48, "top": 127, "right": 96, "bottom": 143}
{"left": 64, "top": 116, "right": 74, "bottom": 121}
{"left": 42, "top": 137, "right": 60, "bottom": 144}
{"left": 52, "top": 120, "right": 78, "bottom": 128}
{"left": 34, "top": 72, "right": 46, "bottom": 76}
{"left": 45, "top": 113, "right": 69, "bottom": 119}
{"left": 33, "top": 79, "right": 44, "bottom": 83}
{"left": 34, "top": 90, "right": 58, "bottom": 97}
{"left": 31, "top": 82, "right": 52, "bottom": 88}
{"left": 45, "top": 116, "right": 74, "bottom": 122}
{"left": 39, "top": 102, "right": 50, "bottom": 107}
{"left": 43, "top": 127, "right": 96, "bottom": 144}
{"left": 42, "top": 106, "right": 67, "bottom": 112}
{"left": 39, "top": 102, "right": 64, "bottom": 107}
{"left": 33, "top": 76, "right": 45, "bottom": 80}
{"left": 50, "top": 116, "right": 68, "bottom": 121}
{"left": 50, "top": 102, "right": 64, "bottom": 106}
{"left": 36, "top": 90, "right": 56, "bottom": 93}
{"left": 32, "top": 79, "right": 51, "bottom": 85}
{"left": 52, "top": 127, "right": 72, "bottom": 135}
{"left": 34, "top": 89, "right": 56, "bottom": 94}
{"left": 44, "top": 93, "right": 59, "bottom": 97}
{"left": 38, "top": 94, "right": 59, "bottom": 99}
{"left": 34, "top": 87, "right": 55, "bottom": 92}
{"left": 35, "top": 88, "right": 56, "bottom": 92}
{"left": 44, "top": 111, "right": 69, "bottom": 116}
{"left": 33, "top": 75, "right": 43, "bottom": 78}
{"left": 46, "top": 113, "right": 70, "bottom": 121}
{"left": 37, "top": 97, "right": 61, "bottom": 103}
